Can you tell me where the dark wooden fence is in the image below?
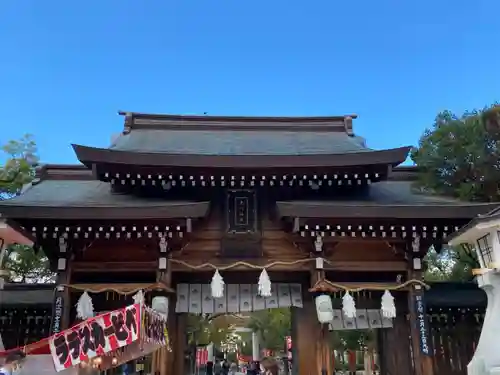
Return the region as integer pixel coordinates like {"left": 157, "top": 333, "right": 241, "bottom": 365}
{"left": 426, "top": 283, "right": 485, "bottom": 375}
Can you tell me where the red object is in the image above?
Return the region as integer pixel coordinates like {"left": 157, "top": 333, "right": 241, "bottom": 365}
{"left": 50, "top": 303, "right": 141, "bottom": 372}
{"left": 347, "top": 350, "right": 356, "bottom": 372}
{"left": 0, "top": 303, "right": 142, "bottom": 372}
{"left": 237, "top": 354, "right": 252, "bottom": 363}
{"left": 197, "top": 348, "right": 208, "bottom": 366}
{"left": 285, "top": 336, "right": 292, "bottom": 350}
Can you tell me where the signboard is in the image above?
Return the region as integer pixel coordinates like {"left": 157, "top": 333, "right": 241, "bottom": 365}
{"left": 50, "top": 288, "right": 65, "bottom": 335}
{"left": 414, "top": 295, "right": 430, "bottom": 356}
{"left": 49, "top": 304, "right": 140, "bottom": 372}
{"left": 142, "top": 307, "right": 168, "bottom": 345}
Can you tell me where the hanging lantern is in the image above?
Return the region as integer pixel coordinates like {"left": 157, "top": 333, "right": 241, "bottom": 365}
{"left": 258, "top": 269, "right": 272, "bottom": 297}
{"left": 152, "top": 296, "right": 169, "bottom": 320}
{"left": 314, "top": 294, "right": 334, "bottom": 323}
{"left": 76, "top": 291, "right": 94, "bottom": 320}
{"left": 381, "top": 290, "right": 396, "bottom": 318}
{"left": 342, "top": 291, "right": 356, "bottom": 319}
{"left": 211, "top": 269, "right": 225, "bottom": 298}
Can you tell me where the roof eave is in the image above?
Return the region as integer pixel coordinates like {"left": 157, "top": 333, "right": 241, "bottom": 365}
{"left": 72, "top": 144, "right": 412, "bottom": 169}
{"left": 0, "top": 202, "right": 210, "bottom": 220}
{"left": 277, "top": 201, "right": 500, "bottom": 219}
{"left": 448, "top": 214, "right": 500, "bottom": 245}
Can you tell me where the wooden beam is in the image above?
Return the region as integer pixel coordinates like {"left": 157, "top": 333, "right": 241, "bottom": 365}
{"left": 72, "top": 261, "right": 157, "bottom": 272}
{"left": 169, "top": 257, "right": 312, "bottom": 272}
{"left": 323, "top": 260, "right": 408, "bottom": 272}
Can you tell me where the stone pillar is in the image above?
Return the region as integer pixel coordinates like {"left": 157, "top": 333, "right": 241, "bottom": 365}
{"left": 468, "top": 271, "right": 500, "bottom": 375}
{"left": 252, "top": 332, "right": 260, "bottom": 361}
{"left": 207, "top": 342, "right": 215, "bottom": 362}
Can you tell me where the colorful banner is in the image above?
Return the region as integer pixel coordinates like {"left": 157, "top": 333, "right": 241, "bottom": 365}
{"left": 142, "top": 307, "right": 168, "bottom": 345}
{"left": 49, "top": 304, "right": 140, "bottom": 372}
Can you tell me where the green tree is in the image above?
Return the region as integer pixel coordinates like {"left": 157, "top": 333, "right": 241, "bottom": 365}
{"left": 0, "top": 134, "right": 38, "bottom": 199}
{"left": 186, "top": 313, "right": 235, "bottom": 346}
{"left": 424, "top": 245, "right": 479, "bottom": 282}
{"left": 412, "top": 105, "right": 499, "bottom": 281}
{"left": 247, "top": 308, "right": 291, "bottom": 352}
{"left": 0, "top": 135, "right": 53, "bottom": 283}
{"left": 3, "top": 244, "right": 54, "bottom": 283}
{"left": 411, "top": 107, "right": 500, "bottom": 202}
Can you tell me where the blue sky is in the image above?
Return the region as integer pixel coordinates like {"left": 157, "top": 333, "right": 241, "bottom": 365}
{"left": 1, "top": 0, "right": 499, "bottom": 164}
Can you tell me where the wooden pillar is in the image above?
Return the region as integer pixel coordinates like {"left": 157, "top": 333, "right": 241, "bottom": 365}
{"left": 292, "top": 268, "right": 333, "bottom": 375}
{"left": 407, "top": 270, "right": 434, "bottom": 375}
{"left": 155, "top": 250, "right": 173, "bottom": 375}
{"left": 292, "top": 301, "right": 320, "bottom": 375}
{"left": 50, "top": 237, "right": 71, "bottom": 334}
{"left": 173, "top": 313, "right": 187, "bottom": 375}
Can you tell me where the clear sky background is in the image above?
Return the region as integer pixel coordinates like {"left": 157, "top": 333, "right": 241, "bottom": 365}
{"left": 0, "top": 0, "right": 499, "bottom": 164}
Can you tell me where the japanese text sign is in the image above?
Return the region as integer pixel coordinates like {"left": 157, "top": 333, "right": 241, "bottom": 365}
{"left": 414, "top": 295, "right": 430, "bottom": 356}
{"left": 49, "top": 304, "right": 140, "bottom": 372}
{"left": 142, "top": 307, "right": 168, "bottom": 345}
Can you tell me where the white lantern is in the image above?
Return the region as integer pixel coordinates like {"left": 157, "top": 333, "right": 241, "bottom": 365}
{"left": 448, "top": 209, "right": 500, "bottom": 375}
{"left": 152, "top": 296, "right": 169, "bottom": 320}
{"left": 314, "top": 294, "right": 334, "bottom": 323}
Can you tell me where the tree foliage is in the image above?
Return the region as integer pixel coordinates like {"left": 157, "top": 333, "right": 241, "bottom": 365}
{"left": 0, "top": 135, "right": 53, "bottom": 283}
{"left": 424, "top": 245, "right": 479, "bottom": 282}
{"left": 411, "top": 106, "right": 500, "bottom": 202}
{"left": 246, "top": 308, "right": 291, "bottom": 351}
{"left": 0, "top": 134, "right": 39, "bottom": 199}
{"left": 3, "top": 244, "right": 54, "bottom": 283}
{"left": 186, "top": 313, "right": 235, "bottom": 346}
{"left": 412, "top": 105, "right": 499, "bottom": 281}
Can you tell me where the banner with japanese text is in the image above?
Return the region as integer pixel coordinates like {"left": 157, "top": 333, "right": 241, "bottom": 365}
{"left": 142, "top": 307, "right": 168, "bottom": 345}
{"left": 49, "top": 304, "right": 141, "bottom": 372}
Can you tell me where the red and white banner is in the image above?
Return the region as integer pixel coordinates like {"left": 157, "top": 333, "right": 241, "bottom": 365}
{"left": 49, "top": 304, "right": 140, "bottom": 372}
{"left": 196, "top": 348, "right": 208, "bottom": 366}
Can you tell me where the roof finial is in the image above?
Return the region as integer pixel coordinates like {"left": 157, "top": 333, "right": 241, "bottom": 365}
{"left": 123, "top": 112, "right": 133, "bottom": 134}
{"left": 344, "top": 116, "right": 354, "bottom": 136}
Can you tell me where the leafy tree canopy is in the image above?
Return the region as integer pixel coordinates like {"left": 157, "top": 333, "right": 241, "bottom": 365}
{"left": 411, "top": 106, "right": 500, "bottom": 202}
{"left": 4, "top": 244, "right": 54, "bottom": 283}
{"left": 246, "top": 308, "right": 291, "bottom": 352}
{"left": 412, "top": 105, "right": 498, "bottom": 281}
{"left": 424, "top": 245, "right": 479, "bottom": 282}
{"left": 0, "top": 135, "right": 53, "bottom": 283}
{"left": 0, "top": 134, "right": 39, "bottom": 199}
{"left": 186, "top": 313, "right": 235, "bottom": 347}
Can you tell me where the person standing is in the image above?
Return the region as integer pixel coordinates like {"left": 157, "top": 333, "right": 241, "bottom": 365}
{"left": 0, "top": 351, "right": 25, "bottom": 375}
{"left": 229, "top": 363, "right": 244, "bottom": 375}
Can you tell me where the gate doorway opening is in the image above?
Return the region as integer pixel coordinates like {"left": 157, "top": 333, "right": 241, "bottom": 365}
{"left": 187, "top": 308, "right": 292, "bottom": 375}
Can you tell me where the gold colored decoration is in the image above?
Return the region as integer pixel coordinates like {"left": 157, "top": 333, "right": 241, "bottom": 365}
{"left": 309, "top": 278, "right": 429, "bottom": 293}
